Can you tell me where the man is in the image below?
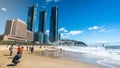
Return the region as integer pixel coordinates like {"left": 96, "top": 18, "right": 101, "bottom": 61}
{"left": 17, "top": 45, "right": 24, "bottom": 58}
{"left": 9, "top": 45, "right": 13, "bottom": 56}
{"left": 17, "top": 45, "right": 21, "bottom": 54}
{"left": 31, "top": 46, "right": 34, "bottom": 53}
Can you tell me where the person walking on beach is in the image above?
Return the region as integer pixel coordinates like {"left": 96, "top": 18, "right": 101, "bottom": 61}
{"left": 31, "top": 46, "right": 34, "bottom": 53}
{"left": 17, "top": 45, "right": 24, "bottom": 58}
{"left": 9, "top": 45, "right": 13, "bottom": 56}
{"left": 17, "top": 45, "right": 21, "bottom": 54}
{"left": 26, "top": 46, "right": 28, "bottom": 52}
{"left": 29, "top": 46, "right": 31, "bottom": 52}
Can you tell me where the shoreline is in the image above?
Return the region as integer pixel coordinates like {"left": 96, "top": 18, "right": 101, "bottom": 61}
{"left": 0, "top": 45, "right": 101, "bottom": 68}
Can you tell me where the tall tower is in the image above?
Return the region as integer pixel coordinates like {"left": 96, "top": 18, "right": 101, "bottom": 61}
{"left": 49, "top": 6, "right": 58, "bottom": 43}
{"left": 27, "top": 5, "right": 37, "bottom": 32}
{"left": 38, "top": 10, "right": 46, "bottom": 34}
{"left": 38, "top": 10, "right": 46, "bottom": 44}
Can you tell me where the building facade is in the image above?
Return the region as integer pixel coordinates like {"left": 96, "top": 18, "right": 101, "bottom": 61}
{"left": 26, "top": 30, "right": 34, "bottom": 42}
{"left": 2, "top": 19, "right": 33, "bottom": 42}
{"left": 27, "top": 5, "right": 37, "bottom": 32}
{"left": 49, "top": 6, "right": 58, "bottom": 43}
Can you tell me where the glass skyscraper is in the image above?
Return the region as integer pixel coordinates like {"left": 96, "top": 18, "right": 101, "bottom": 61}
{"left": 27, "top": 5, "right": 37, "bottom": 32}
{"left": 38, "top": 10, "right": 47, "bottom": 44}
{"left": 49, "top": 6, "right": 58, "bottom": 43}
{"left": 39, "top": 10, "right": 46, "bottom": 34}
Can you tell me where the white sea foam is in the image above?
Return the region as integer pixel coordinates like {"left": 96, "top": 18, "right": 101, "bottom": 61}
{"left": 57, "top": 46, "right": 120, "bottom": 68}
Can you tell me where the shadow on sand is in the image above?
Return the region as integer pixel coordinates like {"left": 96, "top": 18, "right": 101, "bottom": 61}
{"left": 7, "top": 64, "right": 15, "bottom": 66}
{"left": 4, "top": 54, "right": 10, "bottom": 56}
{"left": 8, "top": 57, "right": 14, "bottom": 59}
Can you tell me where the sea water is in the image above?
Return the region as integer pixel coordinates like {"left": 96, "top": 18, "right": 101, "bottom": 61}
{"left": 57, "top": 45, "right": 120, "bottom": 68}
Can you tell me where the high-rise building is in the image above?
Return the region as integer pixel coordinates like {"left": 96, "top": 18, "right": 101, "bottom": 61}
{"left": 39, "top": 10, "right": 46, "bottom": 34}
{"left": 49, "top": 6, "right": 58, "bottom": 43}
{"left": 4, "top": 19, "right": 27, "bottom": 39}
{"left": 38, "top": 10, "right": 47, "bottom": 44}
{"left": 27, "top": 5, "right": 37, "bottom": 32}
{"left": 58, "top": 33, "right": 61, "bottom": 40}
{"left": 4, "top": 19, "right": 27, "bottom": 41}
{"left": 43, "top": 33, "right": 49, "bottom": 44}
{"left": 2, "top": 19, "right": 33, "bottom": 42}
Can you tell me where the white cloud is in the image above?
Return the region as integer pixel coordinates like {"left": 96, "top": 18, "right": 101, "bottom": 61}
{"left": 46, "top": 30, "right": 49, "bottom": 34}
{"left": 58, "top": 27, "right": 68, "bottom": 32}
{"left": 46, "top": 0, "right": 60, "bottom": 3}
{"left": 88, "top": 26, "right": 104, "bottom": 30}
{"left": 88, "top": 26, "right": 103, "bottom": 30}
{"left": 99, "top": 29, "right": 106, "bottom": 32}
{"left": 1, "top": 8, "right": 7, "bottom": 12}
{"left": 60, "top": 30, "right": 83, "bottom": 39}
{"left": 96, "top": 40, "right": 111, "bottom": 44}
{"left": 61, "top": 33, "right": 70, "bottom": 39}
{"left": 42, "top": 0, "right": 60, "bottom": 9}
{"left": 99, "top": 29, "right": 116, "bottom": 33}
{"left": 108, "top": 29, "right": 116, "bottom": 32}
{"left": 95, "top": 40, "right": 120, "bottom": 45}
{"left": 67, "top": 30, "right": 83, "bottom": 35}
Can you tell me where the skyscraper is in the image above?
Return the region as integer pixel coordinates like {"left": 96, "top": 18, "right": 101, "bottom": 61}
{"left": 27, "top": 5, "right": 37, "bottom": 32}
{"left": 39, "top": 10, "right": 46, "bottom": 34}
{"left": 58, "top": 33, "right": 61, "bottom": 40}
{"left": 49, "top": 6, "right": 58, "bottom": 43}
{"left": 38, "top": 10, "right": 47, "bottom": 44}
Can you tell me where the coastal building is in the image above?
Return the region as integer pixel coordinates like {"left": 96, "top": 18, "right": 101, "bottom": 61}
{"left": 49, "top": 6, "right": 58, "bottom": 43}
{"left": 38, "top": 10, "right": 47, "bottom": 44}
{"left": 43, "top": 34, "right": 49, "bottom": 44}
{"left": 27, "top": 5, "right": 37, "bottom": 32}
{"left": 39, "top": 10, "right": 46, "bottom": 34}
{"left": 2, "top": 19, "right": 33, "bottom": 42}
{"left": 4, "top": 19, "right": 27, "bottom": 41}
{"left": 38, "top": 32, "right": 44, "bottom": 44}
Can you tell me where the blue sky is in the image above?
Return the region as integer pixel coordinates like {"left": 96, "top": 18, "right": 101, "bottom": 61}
{"left": 0, "top": 0, "right": 120, "bottom": 44}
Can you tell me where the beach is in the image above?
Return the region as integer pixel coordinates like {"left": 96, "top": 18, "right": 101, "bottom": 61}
{"left": 0, "top": 45, "right": 101, "bottom": 68}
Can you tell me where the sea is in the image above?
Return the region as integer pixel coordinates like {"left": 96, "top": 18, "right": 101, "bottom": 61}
{"left": 57, "top": 45, "right": 120, "bottom": 68}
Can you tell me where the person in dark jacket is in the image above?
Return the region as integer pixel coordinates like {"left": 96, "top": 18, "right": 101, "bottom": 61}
{"left": 31, "top": 46, "right": 34, "bottom": 53}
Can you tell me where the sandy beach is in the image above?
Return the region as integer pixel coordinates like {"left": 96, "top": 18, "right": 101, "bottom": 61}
{"left": 0, "top": 45, "right": 101, "bottom": 68}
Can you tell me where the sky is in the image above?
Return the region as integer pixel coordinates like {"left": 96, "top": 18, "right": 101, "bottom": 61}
{"left": 0, "top": 0, "right": 120, "bottom": 45}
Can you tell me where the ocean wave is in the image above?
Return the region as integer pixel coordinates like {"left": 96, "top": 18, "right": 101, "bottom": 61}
{"left": 57, "top": 46, "right": 120, "bottom": 67}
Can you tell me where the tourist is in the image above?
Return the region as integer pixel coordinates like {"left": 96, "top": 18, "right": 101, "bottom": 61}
{"left": 29, "top": 46, "right": 31, "bottom": 52}
{"left": 9, "top": 45, "right": 13, "bottom": 56}
{"left": 26, "top": 46, "right": 28, "bottom": 52}
{"left": 17, "top": 45, "right": 24, "bottom": 58}
{"left": 31, "top": 46, "right": 34, "bottom": 53}
{"left": 17, "top": 45, "right": 21, "bottom": 54}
